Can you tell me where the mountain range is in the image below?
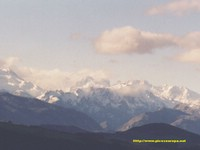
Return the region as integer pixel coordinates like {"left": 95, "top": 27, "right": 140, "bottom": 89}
{"left": 0, "top": 67, "right": 200, "bottom": 134}
{"left": 0, "top": 92, "right": 100, "bottom": 131}
{"left": 40, "top": 78, "right": 200, "bottom": 131}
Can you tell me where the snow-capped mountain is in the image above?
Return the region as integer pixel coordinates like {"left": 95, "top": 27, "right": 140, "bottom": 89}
{"left": 1, "top": 68, "right": 200, "bottom": 132}
{"left": 153, "top": 85, "right": 200, "bottom": 108}
{"left": 40, "top": 79, "right": 200, "bottom": 131}
{"left": 0, "top": 68, "right": 44, "bottom": 97}
{"left": 111, "top": 80, "right": 200, "bottom": 108}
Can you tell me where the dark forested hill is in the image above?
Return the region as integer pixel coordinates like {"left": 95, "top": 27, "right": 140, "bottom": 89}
{"left": 1, "top": 122, "right": 200, "bottom": 150}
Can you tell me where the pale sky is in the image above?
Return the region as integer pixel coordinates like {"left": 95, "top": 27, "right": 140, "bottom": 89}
{"left": 0, "top": 0, "right": 200, "bottom": 92}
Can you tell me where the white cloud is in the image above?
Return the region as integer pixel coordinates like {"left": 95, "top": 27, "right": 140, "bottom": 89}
{"left": 174, "top": 32, "right": 200, "bottom": 63}
{"left": 147, "top": 0, "right": 200, "bottom": 15}
{"left": 0, "top": 57, "right": 109, "bottom": 91}
{"left": 19, "top": 68, "right": 109, "bottom": 91}
{"left": 94, "top": 26, "right": 176, "bottom": 54}
{"left": 94, "top": 26, "right": 200, "bottom": 64}
{"left": 178, "top": 32, "right": 200, "bottom": 50}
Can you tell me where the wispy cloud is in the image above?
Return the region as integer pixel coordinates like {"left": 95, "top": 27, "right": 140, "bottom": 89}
{"left": 94, "top": 26, "right": 176, "bottom": 54}
{"left": 175, "top": 49, "right": 200, "bottom": 63}
{"left": 178, "top": 32, "right": 200, "bottom": 50}
{"left": 174, "top": 32, "right": 200, "bottom": 63}
{"left": 147, "top": 0, "right": 200, "bottom": 16}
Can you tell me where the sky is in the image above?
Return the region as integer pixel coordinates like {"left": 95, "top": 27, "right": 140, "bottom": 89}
{"left": 0, "top": 0, "right": 200, "bottom": 92}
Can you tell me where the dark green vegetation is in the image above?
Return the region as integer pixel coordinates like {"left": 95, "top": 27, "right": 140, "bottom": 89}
{"left": 1, "top": 122, "right": 200, "bottom": 150}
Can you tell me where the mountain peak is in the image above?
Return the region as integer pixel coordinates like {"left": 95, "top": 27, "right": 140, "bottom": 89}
{"left": 0, "top": 68, "right": 44, "bottom": 97}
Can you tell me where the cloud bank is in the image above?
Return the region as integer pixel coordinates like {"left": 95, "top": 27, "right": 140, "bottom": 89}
{"left": 147, "top": 0, "right": 200, "bottom": 15}
{"left": 0, "top": 57, "right": 20, "bottom": 68}
{"left": 0, "top": 57, "right": 109, "bottom": 91}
